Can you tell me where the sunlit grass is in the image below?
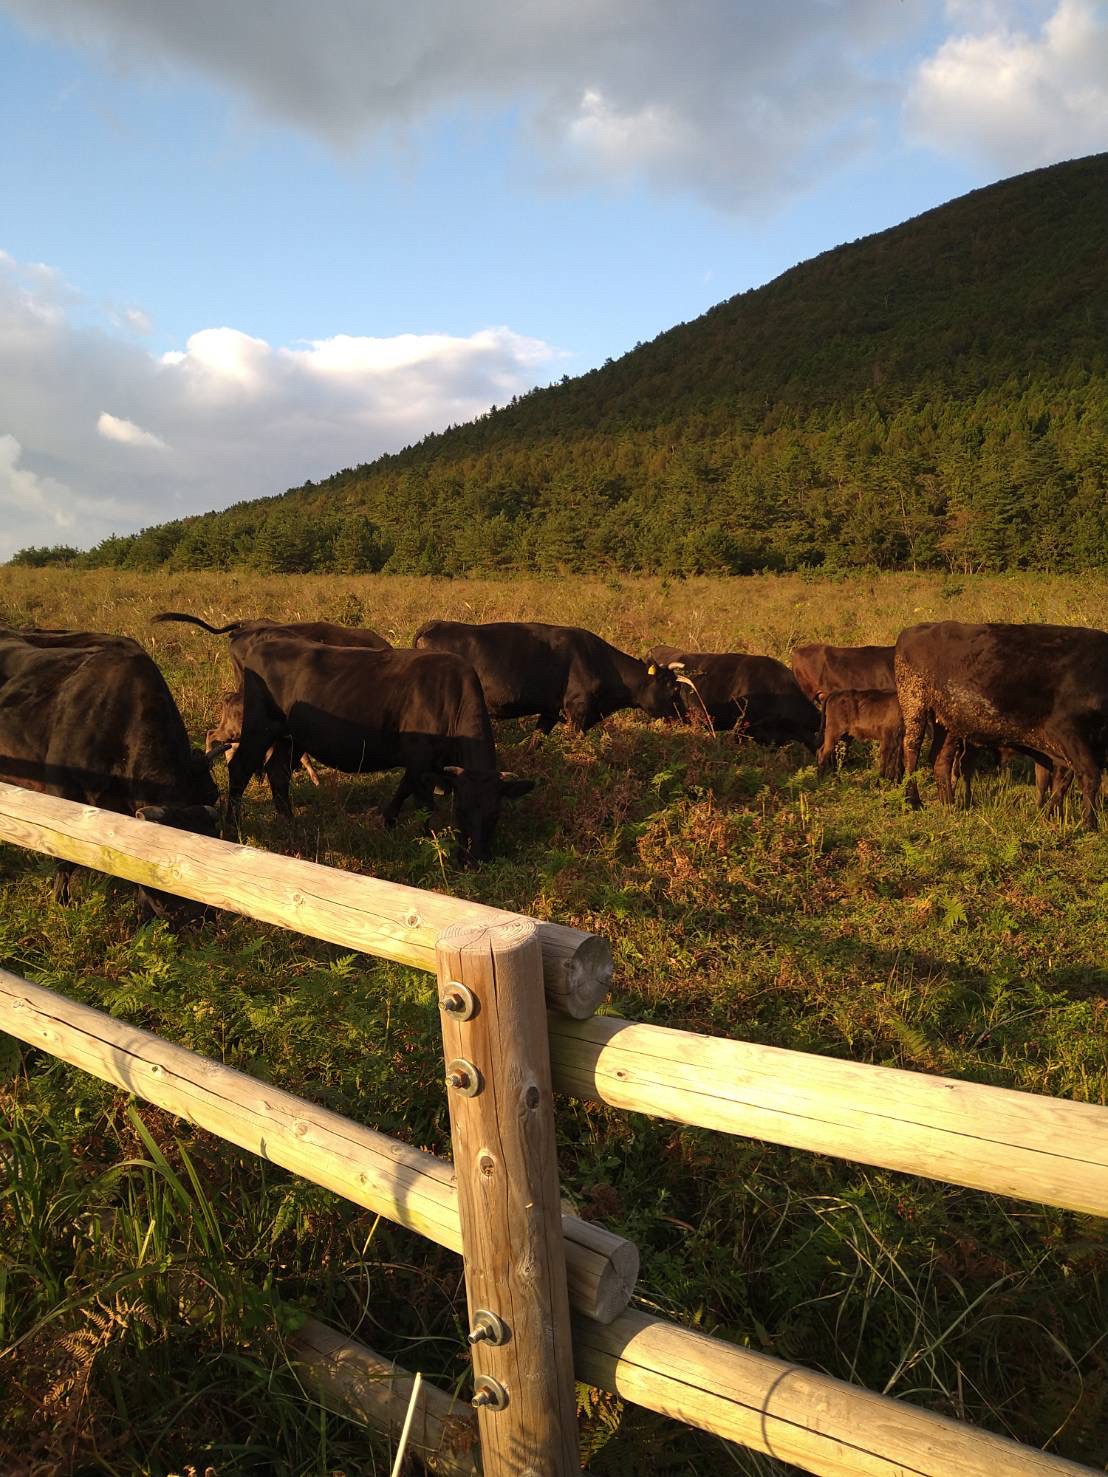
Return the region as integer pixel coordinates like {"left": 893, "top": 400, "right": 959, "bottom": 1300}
{"left": 1, "top": 569, "right": 1106, "bottom": 1473}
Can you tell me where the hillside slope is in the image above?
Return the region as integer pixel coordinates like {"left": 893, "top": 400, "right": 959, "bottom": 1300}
{"left": 25, "top": 153, "right": 1108, "bottom": 576}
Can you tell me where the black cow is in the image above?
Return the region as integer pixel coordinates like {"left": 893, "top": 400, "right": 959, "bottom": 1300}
{"left": 896, "top": 621, "right": 1108, "bottom": 827}
{"left": 790, "top": 643, "right": 895, "bottom": 704}
{"left": 647, "top": 646, "right": 819, "bottom": 750}
{"left": 154, "top": 610, "right": 392, "bottom": 783}
{"left": 212, "top": 632, "right": 532, "bottom": 865}
{"left": 413, "top": 620, "right": 686, "bottom": 738}
{"left": 153, "top": 611, "right": 391, "bottom": 649}
{"left": 817, "top": 689, "right": 903, "bottom": 779}
{"left": 0, "top": 628, "right": 223, "bottom": 909}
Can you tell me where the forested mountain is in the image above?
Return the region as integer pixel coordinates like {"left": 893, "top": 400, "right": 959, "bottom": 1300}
{"left": 17, "top": 153, "right": 1108, "bottom": 575}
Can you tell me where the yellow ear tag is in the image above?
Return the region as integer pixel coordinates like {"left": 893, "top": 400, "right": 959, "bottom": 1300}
{"left": 647, "top": 663, "right": 657, "bottom": 675}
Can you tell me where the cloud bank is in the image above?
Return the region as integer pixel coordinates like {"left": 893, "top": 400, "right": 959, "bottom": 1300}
{"left": 907, "top": 0, "right": 1108, "bottom": 169}
{"left": 1, "top": 0, "right": 915, "bottom": 212}
{"left": 0, "top": 251, "right": 564, "bottom": 559}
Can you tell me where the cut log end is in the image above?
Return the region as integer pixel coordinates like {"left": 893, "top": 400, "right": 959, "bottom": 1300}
{"left": 539, "top": 928, "right": 614, "bottom": 1019}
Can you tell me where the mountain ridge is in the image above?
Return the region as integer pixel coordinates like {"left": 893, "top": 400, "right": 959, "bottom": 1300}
{"left": 15, "top": 152, "right": 1108, "bottom": 575}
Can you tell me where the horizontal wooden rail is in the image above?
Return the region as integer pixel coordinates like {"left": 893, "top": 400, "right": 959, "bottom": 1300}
{"left": 0, "top": 784, "right": 611, "bottom": 1018}
{"left": 294, "top": 1309, "right": 1095, "bottom": 1477}
{"left": 575, "top": 1307, "right": 1095, "bottom": 1476}
{"left": 0, "top": 968, "right": 637, "bottom": 1324}
{"left": 549, "top": 1015, "right": 1108, "bottom": 1217}
{"left": 289, "top": 1317, "right": 479, "bottom": 1476}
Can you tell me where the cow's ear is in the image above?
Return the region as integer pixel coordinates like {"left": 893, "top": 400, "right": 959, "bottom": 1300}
{"left": 205, "top": 740, "right": 233, "bottom": 766}
{"left": 647, "top": 663, "right": 657, "bottom": 676}
{"left": 498, "top": 771, "right": 536, "bottom": 799}
{"left": 136, "top": 805, "right": 168, "bottom": 823}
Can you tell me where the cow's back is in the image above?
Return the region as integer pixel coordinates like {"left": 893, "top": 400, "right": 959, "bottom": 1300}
{"left": 233, "top": 635, "right": 497, "bottom": 772}
{"left": 414, "top": 620, "right": 584, "bottom": 717}
{"left": 791, "top": 643, "right": 895, "bottom": 702}
{"left": 896, "top": 621, "right": 1108, "bottom": 748}
{"left": 0, "top": 639, "right": 214, "bottom": 811}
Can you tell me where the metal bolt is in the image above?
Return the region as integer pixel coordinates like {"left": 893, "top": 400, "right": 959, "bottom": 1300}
{"left": 467, "top": 1309, "right": 508, "bottom": 1347}
{"left": 444, "top": 1057, "right": 482, "bottom": 1097}
{"left": 439, "top": 982, "right": 477, "bottom": 1020}
{"left": 471, "top": 1375, "right": 509, "bottom": 1411}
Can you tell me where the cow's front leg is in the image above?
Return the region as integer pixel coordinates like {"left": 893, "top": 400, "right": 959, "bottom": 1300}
{"left": 382, "top": 768, "right": 424, "bottom": 828}
{"left": 900, "top": 696, "right": 929, "bottom": 809}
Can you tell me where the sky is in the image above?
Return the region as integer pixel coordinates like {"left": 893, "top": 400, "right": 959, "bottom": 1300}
{"left": 1, "top": 0, "right": 1106, "bottom": 560}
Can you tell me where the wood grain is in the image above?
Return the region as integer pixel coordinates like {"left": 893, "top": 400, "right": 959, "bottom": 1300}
{"left": 0, "top": 782, "right": 611, "bottom": 1017}
{"left": 550, "top": 1014, "right": 1108, "bottom": 1215}
{"left": 437, "top": 920, "right": 579, "bottom": 1476}
{"left": 0, "top": 967, "right": 634, "bottom": 1323}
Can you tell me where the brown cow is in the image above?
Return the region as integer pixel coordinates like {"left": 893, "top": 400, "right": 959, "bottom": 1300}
{"left": 896, "top": 621, "right": 1108, "bottom": 827}
{"left": 790, "top": 643, "right": 895, "bottom": 703}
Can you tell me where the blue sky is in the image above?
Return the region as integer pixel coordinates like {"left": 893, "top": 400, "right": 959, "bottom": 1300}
{"left": 1, "top": 0, "right": 1106, "bottom": 558}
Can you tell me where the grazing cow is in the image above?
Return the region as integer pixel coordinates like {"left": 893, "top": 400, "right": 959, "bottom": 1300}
{"left": 0, "top": 628, "right": 223, "bottom": 910}
{"left": 154, "top": 610, "right": 390, "bottom": 783}
{"left": 182, "top": 629, "right": 532, "bottom": 865}
{"left": 895, "top": 621, "right": 1108, "bottom": 827}
{"left": 817, "top": 689, "right": 904, "bottom": 779}
{"left": 647, "top": 646, "right": 819, "bottom": 750}
{"left": 790, "top": 643, "right": 895, "bottom": 704}
{"left": 413, "top": 620, "right": 687, "bottom": 738}
{"left": 153, "top": 611, "right": 391, "bottom": 649}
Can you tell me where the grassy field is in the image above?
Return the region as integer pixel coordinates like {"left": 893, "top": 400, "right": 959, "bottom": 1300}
{"left": 1, "top": 568, "right": 1106, "bottom": 1476}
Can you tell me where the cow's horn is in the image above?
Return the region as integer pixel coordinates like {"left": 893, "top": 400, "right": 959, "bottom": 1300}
{"left": 676, "top": 674, "right": 697, "bottom": 688}
{"left": 442, "top": 764, "right": 464, "bottom": 776}
{"left": 667, "top": 661, "right": 686, "bottom": 672}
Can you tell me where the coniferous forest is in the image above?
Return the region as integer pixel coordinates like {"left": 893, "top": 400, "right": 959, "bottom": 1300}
{"left": 13, "top": 154, "right": 1108, "bottom": 577}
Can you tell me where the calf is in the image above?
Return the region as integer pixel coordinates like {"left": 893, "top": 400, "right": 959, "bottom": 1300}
{"left": 817, "top": 689, "right": 904, "bottom": 779}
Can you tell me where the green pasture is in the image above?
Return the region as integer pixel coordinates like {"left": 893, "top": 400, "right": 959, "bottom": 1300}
{"left": 1, "top": 570, "right": 1106, "bottom": 1475}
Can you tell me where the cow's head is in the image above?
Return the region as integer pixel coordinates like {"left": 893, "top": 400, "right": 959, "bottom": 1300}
{"left": 437, "top": 767, "right": 536, "bottom": 866}
{"left": 133, "top": 792, "right": 222, "bottom": 921}
{"left": 206, "top": 691, "right": 244, "bottom": 754}
{"left": 637, "top": 660, "right": 695, "bottom": 721}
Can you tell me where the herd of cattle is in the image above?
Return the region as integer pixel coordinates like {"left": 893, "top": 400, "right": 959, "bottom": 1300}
{"left": 1, "top": 612, "right": 1106, "bottom": 904}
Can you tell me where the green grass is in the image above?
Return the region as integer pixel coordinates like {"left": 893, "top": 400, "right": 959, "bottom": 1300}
{"left": 1, "top": 569, "right": 1107, "bottom": 1475}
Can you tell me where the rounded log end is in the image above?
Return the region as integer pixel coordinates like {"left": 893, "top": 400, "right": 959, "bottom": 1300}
{"left": 590, "top": 1235, "right": 640, "bottom": 1326}
{"left": 542, "top": 930, "right": 614, "bottom": 1019}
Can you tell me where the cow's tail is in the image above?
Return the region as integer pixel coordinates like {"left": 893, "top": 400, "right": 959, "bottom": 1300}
{"left": 151, "top": 611, "right": 246, "bottom": 635}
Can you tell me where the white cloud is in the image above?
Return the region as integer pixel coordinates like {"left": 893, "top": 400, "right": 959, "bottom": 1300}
{"left": 907, "top": 0, "right": 1108, "bottom": 169}
{"left": 97, "top": 411, "right": 167, "bottom": 448}
{"left": 0, "top": 0, "right": 918, "bottom": 212}
{"left": 0, "top": 249, "right": 565, "bottom": 556}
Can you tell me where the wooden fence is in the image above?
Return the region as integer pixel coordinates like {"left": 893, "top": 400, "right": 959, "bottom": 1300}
{"left": 0, "top": 780, "right": 1104, "bottom": 1476}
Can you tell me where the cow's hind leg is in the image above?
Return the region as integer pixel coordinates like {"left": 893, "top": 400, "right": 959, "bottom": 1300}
{"left": 1042, "top": 730, "right": 1101, "bottom": 828}
{"left": 53, "top": 861, "right": 77, "bottom": 904}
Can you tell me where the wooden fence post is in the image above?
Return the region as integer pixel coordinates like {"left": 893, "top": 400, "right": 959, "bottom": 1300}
{"left": 436, "top": 918, "right": 580, "bottom": 1476}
